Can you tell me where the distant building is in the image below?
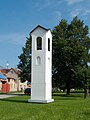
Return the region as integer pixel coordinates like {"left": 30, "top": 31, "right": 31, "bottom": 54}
{"left": 0, "top": 68, "right": 28, "bottom": 92}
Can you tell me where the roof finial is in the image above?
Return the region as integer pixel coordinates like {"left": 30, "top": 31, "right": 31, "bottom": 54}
{"left": 6, "top": 61, "right": 9, "bottom": 69}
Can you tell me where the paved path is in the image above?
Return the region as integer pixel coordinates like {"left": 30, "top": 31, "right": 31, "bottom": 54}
{"left": 0, "top": 94, "right": 18, "bottom": 99}
{"left": 0, "top": 93, "right": 24, "bottom": 99}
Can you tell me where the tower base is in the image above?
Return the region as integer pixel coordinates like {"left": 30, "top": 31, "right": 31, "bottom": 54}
{"left": 28, "top": 99, "right": 54, "bottom": 103}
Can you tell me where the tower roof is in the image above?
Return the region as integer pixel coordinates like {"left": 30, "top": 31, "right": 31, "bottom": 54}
{"left": 30, "top": 25, "right": 50, "bottom": 34}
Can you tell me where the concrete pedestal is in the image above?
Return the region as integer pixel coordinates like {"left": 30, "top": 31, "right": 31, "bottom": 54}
{"left": 28, "top": 99, "right": 54, "bottom": 103}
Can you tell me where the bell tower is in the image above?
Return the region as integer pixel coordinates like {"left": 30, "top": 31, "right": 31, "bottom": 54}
{"left": 28, "top": 25, "right": 54, "bottom": 103}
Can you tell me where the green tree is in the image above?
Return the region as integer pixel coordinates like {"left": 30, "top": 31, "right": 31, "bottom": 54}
{"left": 52, "top": 17, "right": 90, "bottom": 95}
{"left": 17, "top": 36, "right": 32, "bottom": 82}
{"left": 75, "top": 66, "right": 90, "bottom": 98}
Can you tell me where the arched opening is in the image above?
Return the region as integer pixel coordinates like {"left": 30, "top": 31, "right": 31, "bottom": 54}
{"left": 36, "top": 56, "right": 41, "bottom": 65}
{"left": 48, "top": 57, "right": 50, "bottom": 67}
{"left": 37, "top": 37, "right": 42, "bottom": 50}
{"left": 48, "top": 38, "right": 50, "bottom": 51}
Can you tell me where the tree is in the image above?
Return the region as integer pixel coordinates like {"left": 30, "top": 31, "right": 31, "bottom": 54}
{"left": 52, "top": 17, "right": 90, "bottom": 95}
{"left": 17, "top": 36, "right": 32, "bottom": 82}
{"left": 75, "top": 66, "right": 90, "bottom": 98}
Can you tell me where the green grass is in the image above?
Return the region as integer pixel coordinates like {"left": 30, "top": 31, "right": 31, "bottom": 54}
{"left": 0, "top": 93, "right": 90, "bottom": 120}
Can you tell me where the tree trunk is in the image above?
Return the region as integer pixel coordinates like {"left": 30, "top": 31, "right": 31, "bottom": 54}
{"left": 89, "top": 88, "right": 90, "bottom": 97}
{"left": 67, "top": 87, "right": 70, "bottom": 95}
{"left": 84, "top": 88, "right": 89, "bottom": 99}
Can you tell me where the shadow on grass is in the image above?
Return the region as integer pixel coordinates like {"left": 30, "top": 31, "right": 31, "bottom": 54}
{"left": 0, "top": 93, "right": 85, "bottom": 103}
{"left": 0, "top": 98, "right": 28, "bottom": 103}
{"left": 0, "top": 98, "right": 52, "bottom": 105}
{"left": 0, "top": 98, "right": 29, "bottom": 103}
{"left": 0, "top": 93, "right": 24, "bottom": 96}
{"left": 53, "top": 93, "right": 84, "bottom": 100}
{"left": 83, "top": 110, "right": 90, "bottom": 118}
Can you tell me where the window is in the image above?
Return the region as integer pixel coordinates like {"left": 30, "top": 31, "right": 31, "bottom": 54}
{"left": 10, "top": 70, "right": 14, "bottom": 74}
{"left": 37, "top": 37, "right": 42, "bottom": 50}
{"left": 36, "top": 56, "right": 41, "bottom": 65}
{"left": 8, "top": 78, "right": 10, "bottom": 82}
{"left": 48, "top": 38, "right": 50, "bottom": 51}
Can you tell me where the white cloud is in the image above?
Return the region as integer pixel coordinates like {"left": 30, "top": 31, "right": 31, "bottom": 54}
{"left": 34, "top": 0, "right": 63, "bottom": 11}
{"left": 55, "top": 11, "right": 62, "bottom": 20}
{"left": 82, "top": 9, "right": 90, "bottom": 16}
{"left": 66, "top": 0, "right": 84, "bottom": 5}
{"left": 70, "top": 8, "right": 82, "bottom": 18}
{"left": 0, "top": 33, "right": 26, "bottom": 47}
{"left": 34, "top": 0, "right": 52, "bottom": 11}
{"left": 70, "top": 6, "right": 90, "bottom": 18}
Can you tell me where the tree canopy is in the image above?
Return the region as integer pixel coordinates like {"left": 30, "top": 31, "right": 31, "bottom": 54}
{"left": 52, "top": 16, "right": 90, "bottom": 95}
{"left": 17, "top": 37, "right": 31, "bottom": 82}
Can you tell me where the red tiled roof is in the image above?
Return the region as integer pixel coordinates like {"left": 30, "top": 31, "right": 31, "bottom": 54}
{"left": 0, "top": 68, "right": 21, "bottom": 76}
{"left": 0, "top": 69, "right": 10, "bottom": 75}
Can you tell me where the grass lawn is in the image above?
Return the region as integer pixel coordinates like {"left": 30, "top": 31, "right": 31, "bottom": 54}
{"left": 0, "top": 93, "right": 90, "bottom": 120}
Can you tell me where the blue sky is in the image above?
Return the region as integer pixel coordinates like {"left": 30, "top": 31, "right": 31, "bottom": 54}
{"left": 0, "top": 0, "right": 90, "bottom": 68}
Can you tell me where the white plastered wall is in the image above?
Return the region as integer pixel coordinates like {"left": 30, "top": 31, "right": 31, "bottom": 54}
{"left": 28, "top": 26, "right": 54, "bottom": 103}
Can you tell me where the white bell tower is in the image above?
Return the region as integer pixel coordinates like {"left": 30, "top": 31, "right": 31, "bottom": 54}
{"left": 28, "top": 25, "right": 54, "bottom": 103}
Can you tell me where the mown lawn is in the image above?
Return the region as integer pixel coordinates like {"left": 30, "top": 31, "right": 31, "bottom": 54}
{"left": 0, "top": 93, "right": 90, "bottom": 120}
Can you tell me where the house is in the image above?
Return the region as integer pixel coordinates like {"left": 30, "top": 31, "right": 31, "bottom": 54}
{"left": 0, "top": 68, "right": 28, "bottom": 92}
{"left": 0, "top": 72, "right": 7, "bottom": 91}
